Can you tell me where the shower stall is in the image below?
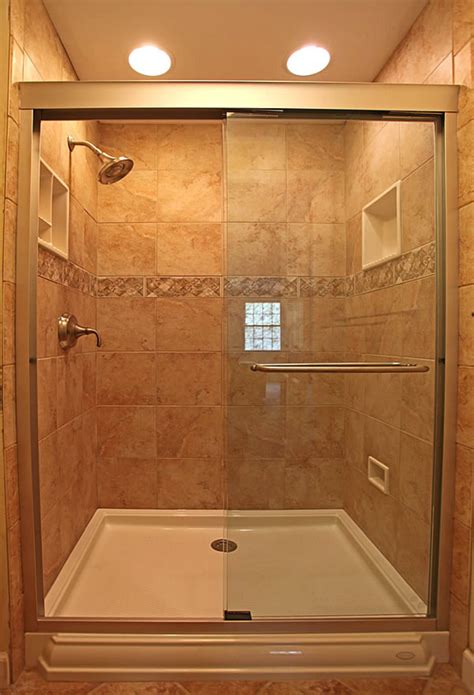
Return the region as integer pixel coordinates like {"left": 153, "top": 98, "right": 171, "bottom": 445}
{"left": 15, "top": 81, "right": 458, "bottom": 679}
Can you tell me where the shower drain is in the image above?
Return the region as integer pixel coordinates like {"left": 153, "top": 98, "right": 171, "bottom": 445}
{"left": 211, "top": 538, "right": 238, "bottom": 552}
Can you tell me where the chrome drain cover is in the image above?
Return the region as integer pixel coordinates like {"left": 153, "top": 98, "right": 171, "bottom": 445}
{"left": 211, "top": 538, "right": 238, "bottom": 553}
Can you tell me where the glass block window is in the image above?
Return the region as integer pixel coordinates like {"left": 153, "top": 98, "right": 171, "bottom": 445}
{"left": 244, "top": 302, "right": 281, "bottom": 351}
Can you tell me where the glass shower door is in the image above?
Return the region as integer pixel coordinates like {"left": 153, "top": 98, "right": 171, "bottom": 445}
{"left": 223, "top": 113, "right": 437, "bottom": 619}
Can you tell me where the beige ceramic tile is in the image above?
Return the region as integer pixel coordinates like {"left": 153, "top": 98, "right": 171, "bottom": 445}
{"left": 425, "top": 53, "right": 454, "bottom": 84}
{"left": 3, "top": 281, "right": 15, "bottom": 365}
{"left": 38, "top": 431, "right": 60, "bottom": 519}
{"left": 227, "top": 459, "right": 285, "bottom": 509}
{"left": 395, "top": 505, "right": 430, "bottom": 601}
{"left": 156, "top": 223, "right": 223, "bottom": 276}
{"left": 156, "top": 124, "right": 222, "bottom": 172}
{"left": 156, "top": 406, "right": 222, "bottom": 459}
{"left": 98, "top": 171, "right": 158, "bottom": 223}
{"left": 37, "top": 357, "right": 57, "bottom": 439}
{"left": 286, "top": 353, "right": 345, "bottom": 407}
{"left": 284, "top": 458, "right": 344, "bottom": 509}
{"left": 156, "top": 353, "right": 221, "bottom": 405}
{"left": 401, "top": 276, "right": 436, "bottom": 360}
{"left": 97, "top": 406, "right": 156, "bottom": 458}
{"left": 225, "top": 352, "right": 287, "bottom": 406}
{"left": 401, "top": 358, "right": 435, "bottom": 441}
{"left": 344, "top": 409, "right": 365, "bottom": 472}
{"left": 451, "top": 518, "right": 471, "bottom": 605}
{"left": 98, "top": 123, "right": 158, "bottom": 170}
{"left": 97, "top": 352, "right": 156, "bottom": 405}
{"left": 69, "top": 197, "right": 97, "bottom": 274}
{"left": 449, "top": 593, "right": 470, "bottom": 678}
{"left": 363, "top": 367, "right": 403, "bottom": 428}
{"left": 97, "top": 298, "right": 156, "bottom": 351}
{"left": 459, "top": 202, "right": 474, "bottom": 287}
{"left": 157, "top": 171, "right": 222, "bottom": 222}
{"left": 226, "top": 405, "right": 286, "bottom": 459}
{"left": 4, "top": 446, "right": 20, "bottom": 529}
{"left": 227, "top": 122, "right": 286, "bottom": 171}
{"left": 56, "top": 352, "right": 84, "bottom": 427}
{"left": 228, "top": 169, "right": 286, "bottom": 223}
{"left": 286, "top": 123, "right": 344, "bottom": 170}
{"left": 3, "top": 365, "right": 17, "bottom": 448}
{"left": 226, "top": 222, "right": 287, "bottom": 275}
{"left": 364, "top": 416, "right": 401, "bottom": 496}
{"left": 41, "top": 503, "right": 62, "bottom": 593}
{"left": 4, "top": 198, "right": 17, "bottom": 284}
{"left": 97, "top": 458, "right": 157, "bottom": 508}
{"left": 459, "top": 284, "right": 474, "bottom": 366}
{"left": 8, "top": 38, "right": 23, "bottom": 124}
{"left": 97, "top": 223, "right": 156, "bottom": 275}
{"left": 458, "top": 120, "right": 474, "bottom": 208}
{"left": 345, "top": 214, "right": 362, "bottom": 275}
{"left": 401, "top": 159, "right": 435, "bottom": 252}
{"left": 156, "top": 297, "right": 222, "bottom": 351}
{"left": 454, "top": 444, "right": 474, "bottom": 527}
{"left": 6, "top": 117, "right": 19, "bottom": 203}
{"left": 286, "top": 406, "right": 345, "bottom": 459}
{"left": 287, "top": 170, "right": 344, "bottom": 224}
{"left": 24, "top": 0, "right": 64, "bottom": 80}
{"left": 68, "top": 121, "right": 98, "bottom": 219}
{"left": 287, "top": 223, "right": 346, "bottom": 276}
{"left": 156, "top": 459, "right": 223, "bottom": 509}
{"left": 41, "top": 121, "right": 70, "bottom": 187}
{"left": 36, "top": 278, "right": 64, "bottom": 367}
{"left": 399, "top": 121, "right": 434, "bottom": 178}
{"left": 399, "top": 433, "right": 433, "bottom": 522}
{"left": 457, "top": 367, "right": 474, "bottom": 448}
{"left": 455, "top": 42, "right": 474, "bottom": 129}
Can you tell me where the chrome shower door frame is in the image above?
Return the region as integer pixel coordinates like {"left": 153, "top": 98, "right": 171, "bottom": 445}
{"left": 16, "top": 81, "right": 458, "bottom": 641}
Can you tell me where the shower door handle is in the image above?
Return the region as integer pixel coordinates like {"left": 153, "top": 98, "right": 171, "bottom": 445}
{"left": 250, "top": 362, "right": 429, "bottom": 373}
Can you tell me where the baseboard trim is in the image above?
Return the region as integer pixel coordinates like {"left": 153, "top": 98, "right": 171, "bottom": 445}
{"left": 0, "top": 651, "right": 10, "bottom": 688}
{"left": 26, "top": 631, "right": 448, "bottom": 681}
{"left": 462, "top": 648, "right": 474, "bottom": 693}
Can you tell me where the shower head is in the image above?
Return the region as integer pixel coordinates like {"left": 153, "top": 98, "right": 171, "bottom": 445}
{"left": 67, "top": 136, "right": 134, "bottom": 184}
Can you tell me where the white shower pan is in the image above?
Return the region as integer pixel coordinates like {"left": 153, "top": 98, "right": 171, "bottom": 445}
{"left": 45, "top": 509, "right": 426, "bottom": 619}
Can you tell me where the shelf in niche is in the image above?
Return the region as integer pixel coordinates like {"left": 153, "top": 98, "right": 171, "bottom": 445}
{"left": 362, "top": 181, "right": 401, "bottom": 270}
{"left": 38, "top": 159, "right": 69, "bottom": 260}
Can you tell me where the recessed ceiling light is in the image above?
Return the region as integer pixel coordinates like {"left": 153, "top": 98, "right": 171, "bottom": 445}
{"left": 286, "top": 45, "right": 331, "bottom": 76}
{"left": 128, "top": 45, "right": 172, "bottom": 76}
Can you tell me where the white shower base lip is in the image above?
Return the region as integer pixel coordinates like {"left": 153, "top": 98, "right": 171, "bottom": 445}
{"left": 45, "top": 508, "right": 426, "bottom": 619}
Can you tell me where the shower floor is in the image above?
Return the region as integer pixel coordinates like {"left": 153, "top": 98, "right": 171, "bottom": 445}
{"left": 44, "top": 509, "right": 426, "bottom": 619}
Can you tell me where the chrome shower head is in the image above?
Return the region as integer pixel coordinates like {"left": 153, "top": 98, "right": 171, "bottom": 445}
{"left": 67, "top": 136, "right": 134, "bottom": 184}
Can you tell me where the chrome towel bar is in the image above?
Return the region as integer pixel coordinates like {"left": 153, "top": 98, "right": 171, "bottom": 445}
{"left": 250, "top": 362, "right": 429, "bottom": 373}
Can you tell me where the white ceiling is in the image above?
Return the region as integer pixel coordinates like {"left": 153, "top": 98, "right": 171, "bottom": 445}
{"left": 43, "top": 0, "right": 428, "bottom": 82}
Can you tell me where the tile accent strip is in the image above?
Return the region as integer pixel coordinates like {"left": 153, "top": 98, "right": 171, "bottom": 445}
{"left": 224, "top": 277, "right": 298, "bottom": 297}
{"left": 38, "top": 246, "right": 95, "bottom": 296}
{"left": 300, "top": 277, "right": 348, "bottom": 298}
{"left": 145, "top": 277, "right": 221, "bottom": 297}
{"left": 97, "top": 277, "right": 144, "bottom": 297}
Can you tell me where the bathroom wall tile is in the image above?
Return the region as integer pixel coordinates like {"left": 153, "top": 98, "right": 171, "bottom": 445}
{"left": 226, "top": 122, "right": 286, "bottom": 171}
{"left": 399, "top": 122, "right": 434, "bottom": 178}
{"left": 344, "top": 409, "right": 365, "bottom": 472}
{"left": 8, "top": 36, "right": 22, "bottom": 125}
{"left": 284, "top": 458, "right": 344, "bottom": 508}
{"left": 97, "top": 277, "right": 144, "bottom": 297}
{"left": 399, "top": 433, "right": 433, "bottom": 523}
{"left": 401, "top": 359, "right": 435, "bottom": 441}
{"left": 225, "top": 352, "right": 287, "bottom": 406}
{"left": 41, "top": 503, "right": 62, "bottom": 593}
{"left": 156, "top": 223, "right": 223, "bottom": 276}
{"left": 24, "top": 0, "right": 64, "bottom": 80}
{"left": 4, "top": 198, "right": 17, "bottom": 284}
{"left": 82, "top": 352, "right": 97, "bottom": 412}
{"left": 224, "top": 277, "right": 297, "bottom": 298}
{"left": 157, "top": 171, "right": 222, "bottom": 222}
{"left": 458, "top": 121, "right": 474, "bottom": 208}
{"left": 286, "top": 406, "right": 345, "bottom": 459}
{"left": 400, "top": 276, "right": 436, "bottom": 359}
{"left": 156, "top": 298, "right": 222, "bottom": 351}
{"left": 3, "top": 281, "right": 15, "bottom": 365}
{"left": 156, "top": 124, "right": 222, "bottom": 173}
{"left": 97, "top": 223, "right": 156, "bottom": 276}
{"left": 97, "top": 298, "right": 156, "bottom": 351}
{"left": 97, "top": 170, "right": 158, "bottom": 223}
{"left": 454, "top": 444, "right": 474, "bottom": 528}
{"left": 4, "top": 446, "right": 20, "bottom": 529}
{"left": 157, "top": 458, "right": 223, "bottom": 509}
{"left": 37, "top": 358, "right": 57, "bottom": 439}
{"left": 364, "top": 417, "right": 401, "bottom": 497}
{"left": 451, "top": 518, "right": 471, "bottom": 605}
{"left": 69, "top": 197, "right": 91, "bottom": 273}
{"left": 363, "top": 364, "right": 403, "bottom": 428}
{"left": 227, "top": 170, "right": 286, "bottom": 223}
{"left": 401, "top": 160, "right": 435, "bottom": 253}
{"left": 97, "top": 406, "right": 156, "bottom": 458}
{"left": 453, "top": 0, "right": 472, "bottom": 54}
{"left": 226, "top": 406, "right": 286, "bottom": 459}
{"left": 287, "top": 124, "right": 345, "bottom": 171}
{"left": 156, "top": 353, "right": 221, "bottom": 405}
{"left": 425, "top": 52, "right": 454, "bottom": 84}
{"left": 287, "top": 223, "right": 346, "bottom": 277}
{"left": 38, "top": 431, "right": 59, "bottom": 520}
{"left": 98, "top": 123, "right": 158, "bottom": 171}
{"left": 57, "top": 416, "right": 83, "bottom": 493}
{"left": 3, "top": 365, "right": 17, "bottom": 448}
{"left": 459, "top": 284, "right": 474, "bottom": 365}
{"left": 458, "top": 203, "right": 474, "bottom": 287}
{"left": 41, "top": 121, "right": 70, "bottom": 188}
{"left": 227, "top": 459, "right": 285, "bottom": 509}
{"left": 286, "top": 297, "right": 346, "bottom": 353}
{"left": 286, "top": 353, "right": 345, "bottom": 406}
{"left": 449, "top": 592, "right": 470, "bottom": 677}
{"left": 56, "top": 353, "right": 84, "bottom": 427}
{"left": 97, "top": 353, "right": 156, "bottom": 405}
{"left": 345, "top": 215, "right": 362, "bottom": 277}
{"left": 156, "top": 406, "right": 223, "bottom": 458}
{"left": 395, "top": 505, "right": 430, "bottom": 600}
{"left": 97, "top": 458, "right": 157, "bottom": 508}
{"left": 457, "top": 367, "right": 474, "bottom": 448}
{"left": 146, "top": 277, "right": 220, "bottom": 298}
{"left": 456, "top": 42, "right": 474, "bottom": 129}
{"left": 69, "top": 122, "right": 98, "bottom": 219}
{"left": 5, "top": 117, "right": 19, "bottom": 203}
{"left": 226, "top": 223, "right": 287, "bottom": 276}
{"left": 287, "top": 170, "right": 345, "bottom": 224}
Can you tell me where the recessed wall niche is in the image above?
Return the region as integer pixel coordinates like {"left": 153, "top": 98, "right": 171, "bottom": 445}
{"left": 38, "top": 159, "right": 69, "bottom": 259}
{"left": 362, "top": 180, "right": 401, "bottom": 269}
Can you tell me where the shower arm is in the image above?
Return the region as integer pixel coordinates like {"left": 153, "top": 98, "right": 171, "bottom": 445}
{"left": 67, "top": 136, "right": 115, "bottom": 161}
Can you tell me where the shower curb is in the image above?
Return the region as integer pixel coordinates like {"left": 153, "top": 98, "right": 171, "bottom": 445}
{"left": 26, "top": 631, "right": 449, "bottom": 681}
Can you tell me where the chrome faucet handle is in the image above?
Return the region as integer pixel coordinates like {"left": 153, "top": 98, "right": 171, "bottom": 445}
{"left": 58, "top": 313, "right": 102, "bottom": 349}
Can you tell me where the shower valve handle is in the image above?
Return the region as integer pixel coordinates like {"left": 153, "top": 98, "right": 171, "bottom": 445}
{"left": 58, "top": 313, "right": 102, "bottom": 349}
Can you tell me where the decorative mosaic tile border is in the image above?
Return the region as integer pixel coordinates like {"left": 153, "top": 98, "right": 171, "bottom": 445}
{"left": 146, "top": 277, "right": 221, "bottom": 298}
{"left": 300, "top": 277, "right": 348, "bottom": 298}
{"left": 38, "top": 246, "right": 95, "bottom": 296}
{"left": 97, "top": 277, "right": 144, "bottom": 297}
{"left": 224, "top": 277, "right": 298, "bottom": 297}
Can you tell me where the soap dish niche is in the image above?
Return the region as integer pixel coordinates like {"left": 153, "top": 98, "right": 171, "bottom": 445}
{"left": 362, "top": 181, "right": 401, "bottom": 270}
{"left": 368, "top": 456, "right": 390, "bottom": 495}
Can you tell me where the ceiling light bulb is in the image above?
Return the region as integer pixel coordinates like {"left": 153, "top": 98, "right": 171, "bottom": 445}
{"left": 128, "top": 45, "right": 172, "bottom": 77}
{"left": 286, "top": 45, "right": 331, "bottom": 76}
